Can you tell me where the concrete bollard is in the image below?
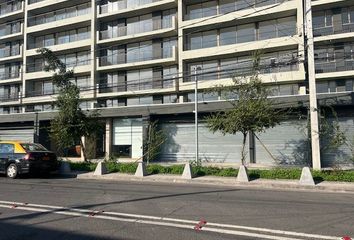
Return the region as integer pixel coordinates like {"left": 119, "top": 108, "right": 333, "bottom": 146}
{"left": 237, "top": 165, "right": 249, "bottom": 182}
{"left": 181, "top": 163, "right": 193, "bottom": 179}
{"left": 299, "top": 167, "right": 315, "bottom": 186}
{"left": 59, "top": 161, "right": 71, "bottom": 175}
{"left": 93, "top": 161, "right": 108, "bottom": 176}
{"left": 135, "top": 161, "right": 147, "bottom": 177}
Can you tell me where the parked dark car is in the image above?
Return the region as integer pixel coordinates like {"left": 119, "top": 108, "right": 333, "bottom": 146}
{"left": 0, "top": 141, "right": 59, "bottom": 178}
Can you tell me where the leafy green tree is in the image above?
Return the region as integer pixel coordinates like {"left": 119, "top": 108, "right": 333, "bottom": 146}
{"left": 38, "top": 48, "right": 101, "bottom": 161}
{"left": 206, "top": 51, "right": 283, "bottom": 165}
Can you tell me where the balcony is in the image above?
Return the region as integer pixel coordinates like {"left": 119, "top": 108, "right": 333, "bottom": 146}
{"left": 315, "top": 58, "right": 354, "bottom": 79}
{"left": 97, "top": 46, "right": 177, "bottom": 71}
{"left": 0, "top": 22, "right": 23, "bottom": 42}
{"left": 181, "top": 36, "right": 301, "bottom": 61}
{"left": 0, "top": 45, "right": 23, "bottom": 63}
{"left": 0, "top": 1, "right": 23, "bottom": 22}
{"left": 181, "top": 0, "right": 296, "bottom": 29}
{"left": 28, "top": 3, "right": 91, "bottom": 27}
{"left": 26, "top": 39, "right": 91, "bottom": 56}
{"left": 27, "top": 0, "right": 82, "bottom": 11}
{"left": 27, "top": 11, "right": 91, "bottom": 34}
{"left": 98, "top": 0, "right": 177, "bottom": 20}
{"left": 314, "top": 23, "right": 354, "bottom": 39}
{"left": 98, "top": 16, "right": 177, "bottom": 45}
{"left": 0, "top": 70, "right": 22, "bottom": 84}
{"left": 0, "top": 92, "right": 20, "bottom": 104}
{"left": 97, "top": 77, "right": 176, "bottom": 98}
{"left": 25, "top": 63, "right": 91, "bottom": 80}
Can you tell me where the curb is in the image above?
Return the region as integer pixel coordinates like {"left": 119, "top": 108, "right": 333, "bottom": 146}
{"left": 74, "top": 172, "right": 354, "bottom": 194}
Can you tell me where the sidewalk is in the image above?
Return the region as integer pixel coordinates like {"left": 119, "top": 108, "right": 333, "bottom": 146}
{"left": 75, "top": 171, "right": 354, "bottom": 194}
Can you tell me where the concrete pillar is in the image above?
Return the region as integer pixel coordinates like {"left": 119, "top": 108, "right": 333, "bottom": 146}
{"left": 105, "top": 118, "right": 112, "bottom": 159}
{"left": 304, "top": 0, "right": 321, "bottom": 170}
{"left": 237, "top": 165, "right": 249, "bottom": 182}
{"left": 299, "top": 167, "right": 315, "bottom": 186}
{"left": 182, "top": 163, "right": 193, "bottom": 179}
{"left": 135, "top": 161, "right": 147, "bottom": 177}
{"left": 94, "top": 161, "right": 107, "bottom": 176}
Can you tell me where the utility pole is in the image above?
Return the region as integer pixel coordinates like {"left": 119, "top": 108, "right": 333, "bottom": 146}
{"left": 194, "top": 66, "right": 201, "bottom": 165}
{"left": 34, "top": 111, "right": 39, "bottom": 143}
{"left": 304, "top": 0, "right": 321, "bottom": 170}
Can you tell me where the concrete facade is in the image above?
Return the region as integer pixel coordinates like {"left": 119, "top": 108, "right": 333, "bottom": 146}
{"left": 0, "top": 0, "right": 353, "bottom": 168}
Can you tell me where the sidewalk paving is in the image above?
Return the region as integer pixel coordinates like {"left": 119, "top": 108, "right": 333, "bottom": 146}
{"left": 74, "top": 171, "right": 354, "bottom": 194}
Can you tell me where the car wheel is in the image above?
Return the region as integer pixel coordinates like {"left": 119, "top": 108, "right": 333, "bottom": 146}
{"left": 6, "top": 164, "right": 18, "bottom": 179}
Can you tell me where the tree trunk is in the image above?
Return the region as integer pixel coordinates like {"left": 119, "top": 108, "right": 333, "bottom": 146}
{"left": 80, "top": 138, "right": 87, "bottom": 162}
{"left": 241, "top": 132, "right": 248, "bottom": 166}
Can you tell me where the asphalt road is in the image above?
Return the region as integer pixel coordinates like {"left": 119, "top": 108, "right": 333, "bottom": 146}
{"left": 0, "top": 175, "right": 353, "bottom": 240}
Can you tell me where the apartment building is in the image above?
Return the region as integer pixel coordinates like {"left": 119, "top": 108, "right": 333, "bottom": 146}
{"left": 0, "top": 0, "right": 353, "bottom": 168}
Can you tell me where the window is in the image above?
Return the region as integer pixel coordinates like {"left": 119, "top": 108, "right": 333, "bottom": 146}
{"left": 237, "top": 24, "right": 255, "bottom": 43}
{"left": 0, "top": 144, "right": 14, "bottom": 154}
{"left": 277, "top": 16, "right": 296, "bottom": 37}
{"left": 259, "top": 20, "right": 276, "bottom": 40}
{"left": 202, "top": 30, "right": 217, "bottom": 48}
{"left": 219, "top": 0, "right": 236, "bottom": 14}
{"left": 220, "top": 27, "right": 237, "bottom": 45}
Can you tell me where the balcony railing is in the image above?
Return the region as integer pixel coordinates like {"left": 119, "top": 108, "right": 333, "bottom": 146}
{"left": 26, "top": 88, "right": 57, "bottom": 98}
{"left": 100, "top": 0, "right": 164, "bottom": 15}
{"left": 100, "top": 17, "right": 174, "bottom": 40}
{"left": 0, "top": 71, "right": 20, "bottom": 80}
{"left": 315, "top": 59, "right": 354, "bottom": 74}
{"left": 0, "top": 92, "right": 20, "bottom": 102}
{"left": 0, "top": 22, "right": 22, "bottom": 38}
{"left": 99, "top": 46, "right": 176, "bottom": 67}
{"left": 27, "top": 59, "right": 91, "bottom": 73}
{"left": 99, "top": 77, "right": 174, "bottom": 93}
{"left": 28, "top": 0, "right": 45, "bottom": 4}
{"left": 313, "top": 23, "right": 354, "bottom": 37}
{"left": 0, "top": 47, "right": 21, "bottom": 59}
{"left": 0, "top": 0, "right": 22, "bottom": 16}
{"left": 28, "top": 2, "right": 91, "bottom": 27}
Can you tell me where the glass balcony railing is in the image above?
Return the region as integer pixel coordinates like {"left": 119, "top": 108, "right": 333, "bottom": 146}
{"left": 0, "top": 48, "right": 21, "bottom": 59}
{"left": 100, "top": 0, "right": 163, "bottom": 15}
{"left": 99, "top": 46, "right": 176, "bottom": 67}
{"left": 28, "top": 0, "right": 45, "bottom": 4}
{"left": 0, "top": 22, "right": 22, "bottom": 37}
{"left": 27, "top": 59, "right": 91, "bottom": 73}
{"left": 99, "top": 17, "right": 174, "bottom": 40}
{"left": 0, "top": 0, "right": 22, "bottom": 16}
{"left": 28, "top": 3, "right": 91, "bottom": 27}
{"left": 313, "top": 23, "right": 354, "bottom": 37}
{"left": 315, "top": 58, "right": 354, "bottom": 74}
{"left": 0, "top": 92, "right": 20, "bottom": 102}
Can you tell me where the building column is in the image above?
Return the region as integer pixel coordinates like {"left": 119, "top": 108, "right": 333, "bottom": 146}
{"left": 105, "top": 118, "right": 112, "bottom": 159}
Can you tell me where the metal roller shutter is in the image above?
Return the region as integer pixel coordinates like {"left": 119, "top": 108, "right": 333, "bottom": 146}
{"left": 159, "top": 122, "right": 247, "bottom": 163}
{"left": 0, "top": 128, "right": 34, "bottom": 143}
{"left": 254, "top": 120, "right": 310, "bottom": 166}
{"left": 321, "top": 117, "right": 354, "bottom": 168}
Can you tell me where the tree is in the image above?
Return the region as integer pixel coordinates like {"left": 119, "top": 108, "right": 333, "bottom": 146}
{"left": 143, "top": 120, "right": 166, "bottom": 164}
{"left": 206, "top": 51, "right": 283, "bottom": 165}
{"left": 38, "top": 48, "right": 101, "bottom": 161}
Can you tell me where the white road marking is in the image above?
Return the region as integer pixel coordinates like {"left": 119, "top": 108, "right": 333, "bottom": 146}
{"left": 0, "top": 200, "right": 341, "bottom": 240}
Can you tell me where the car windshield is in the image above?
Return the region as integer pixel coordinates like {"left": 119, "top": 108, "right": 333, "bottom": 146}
{"left": 21, "top": 143, "right": 48, "bottom": 152}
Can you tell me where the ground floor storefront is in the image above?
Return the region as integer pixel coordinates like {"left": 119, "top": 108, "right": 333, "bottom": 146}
{"left": 0, "top": 95, "right": 353, "bottom": 168}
